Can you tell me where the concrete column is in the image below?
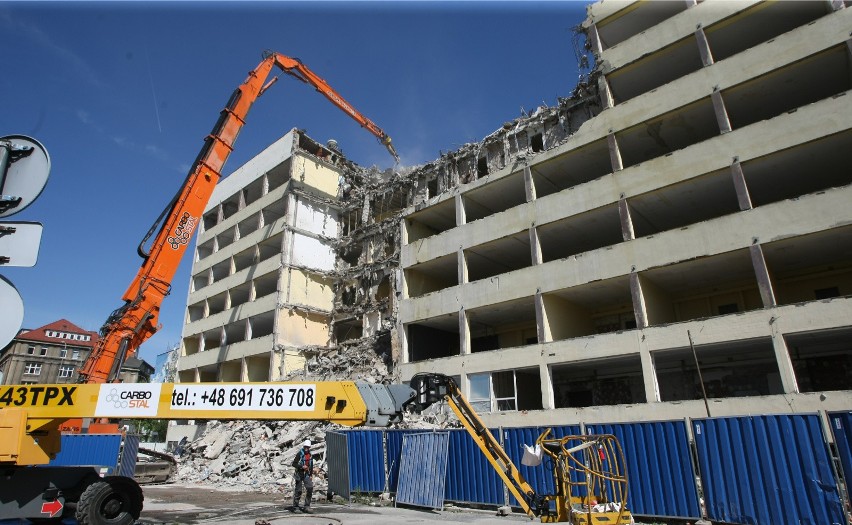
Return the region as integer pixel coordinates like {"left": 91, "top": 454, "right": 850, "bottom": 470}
{"left": 240, "top": 357, "right": 249, "bottom": 382}
{"left": 618, "top": 197, "right": 635, "bottom": 241}
{"left": 399, "top": 216, "right": 408, "bottom": 246}
{"left": 193, "top": 368, "right": 201, "bottom": 383}
{"left": 534, "top": 290, "right": 549, "bottom": 344}
{"left": 523, "top": 165, "right": 536, "bottom": 202}
{"left": 529, "top": 227, "right": 543, "bottom": 266}
{"left": 539, "top": 363, "right": 555, "bottom": 410}
{"left": 769, "top": 316, "right": 799, "bottom": 393}
{"left": 455, "top": 194, "right": 466, "bottom": 226}
{"left": 629, "top": 272, "right": 649, "bottom": 329}
{"left": 607, "top": 132, "right": 623, "bottom": 172}
{"left": 750, "top": 243, "right": 777, "bottom": 307}
{"left": 399, "top": 320, "right": 410, "bottom": 364}
{"left": 459, "top": 307, "right": 471, "bottom": 355}
{"left": 730, "top": 159, "right": 753, "bottom": 211}
{"left": 458, "top": 248, "right": 468, "bottom": 285}
{"left": 637, "top": 331, "right": 660, "bottom": 403}
{"left": 588, "top": 23, "right": 604, "bottom": 55}
{"left": 238, "top": 188, "right": 247, "bottom": 211}
{"left": 598, "top": 75, "right": 615, "bottom": 109}
{"left": 695, "top": 26, "right": 714, "bottom": 66}
{"left": 711, "top": 89, "right": 732, "bottom": 134}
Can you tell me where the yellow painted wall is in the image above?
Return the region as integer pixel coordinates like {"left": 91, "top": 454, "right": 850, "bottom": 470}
{"left": 276, "top": 309, "right": 331, "bottom": 347}
{"left": 286, "top": 269, "right": 335, "bottom": 310}
{"left": 292, "top": 155, "right": 340, "bottom": 198}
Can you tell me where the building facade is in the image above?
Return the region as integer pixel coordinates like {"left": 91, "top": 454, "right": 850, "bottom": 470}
{"left": 396, "top": 0, "right": 852, "bottom": 426}
{"left": 0, "top": 319, "right": 96, "bottom": 384}
{"left": 0, "top": 319, "right": 154, "bottom": 385}
{"left": 174, "top": 1, "right": 852, "bottom": 428}
{"left": 176, "top": 131, "right": 345, "bottom": 383}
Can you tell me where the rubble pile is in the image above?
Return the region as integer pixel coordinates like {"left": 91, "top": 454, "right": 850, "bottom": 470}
{"left": 172, "top": 341, "right": 457, "bottom": 495}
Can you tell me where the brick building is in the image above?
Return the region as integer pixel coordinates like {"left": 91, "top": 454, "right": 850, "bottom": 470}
{"left": 0, "top": 319, "right": 153, "bottom": 385}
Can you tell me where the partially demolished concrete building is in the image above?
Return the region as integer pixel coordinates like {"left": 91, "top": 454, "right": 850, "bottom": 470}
{"left": 178, "top": 131, "right": 345, "bottom": 382}
{"left": 177, "top": 0, "right": 852, "bottom": 428}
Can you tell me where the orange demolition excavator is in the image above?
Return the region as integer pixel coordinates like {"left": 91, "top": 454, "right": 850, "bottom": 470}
{"left": 78, "top": 50, "right": 398, "bottom": 386}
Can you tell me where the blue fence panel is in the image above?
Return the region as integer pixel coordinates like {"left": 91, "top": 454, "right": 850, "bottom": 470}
{"left": 339, "top": 429, "right": 385, "bottom": 493}
{"left": 118, "top": 434, "right": 140, "bottom": 477}
{"left": 396, "top": 432, "right": 450, "bottom": 509}
{"left": 587, "top": 421, "right": 700, "bottom": 519}
{"left": 445, "top": 428, "right": 506, "bottom": 506}
{"left": 49, "top": 434, "right": 122, "bottom": 474}
{"left": 694, "top": 414, "right": 843, "bottom": 525}
{"left": 326, "top": 432, "right": 351, "bottom": 501}
{"left": 386, "top": 429, "right": 427, "bottom": 492}
{"left": 829, "top": 411, "right": 852, "bottom": 502}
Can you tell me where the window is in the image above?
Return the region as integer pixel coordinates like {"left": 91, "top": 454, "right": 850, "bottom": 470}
{"left": 27, "top": 346, "right": 35, "bottom": 355}
{"left": 24, "top": 363, "right": 42, "bottom": 376}
{"left": 58, "top": 365, "right": 74, "bottom": 379}
{"left": 40, "top": 347, "right": 47, "bottom": 356}
{"left": 72, "top": 350, "right": 81, "bottom": 360}
{"left": 469, "top": 374, "right": 491, "bottom": 413}
{"left": 468, "top": 369, "right": 544, "bottom": 413}
{"left": 59, "top": 348, "right": 67, "bottom": 358}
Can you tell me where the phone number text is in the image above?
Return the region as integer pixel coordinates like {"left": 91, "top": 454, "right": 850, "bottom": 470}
{"left": 170, "top": 385, "right": 315, "bottom": 411}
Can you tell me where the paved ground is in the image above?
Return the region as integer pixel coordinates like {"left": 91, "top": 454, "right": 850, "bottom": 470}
{"left": 136, "top": 484, "right": 533, "bottom": 525}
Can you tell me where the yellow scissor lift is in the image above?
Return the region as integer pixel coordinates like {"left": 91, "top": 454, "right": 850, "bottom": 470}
{"left": 409, "top": 373, "right": 633, "bottom": 524}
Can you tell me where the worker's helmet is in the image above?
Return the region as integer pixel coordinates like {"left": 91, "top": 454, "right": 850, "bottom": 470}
{"left": 303, "top": 440, "right": 311, "bottom": 448}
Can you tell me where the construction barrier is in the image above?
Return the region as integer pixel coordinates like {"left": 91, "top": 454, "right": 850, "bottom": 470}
{"left": 339, "top": 411, "right": 847, "bottom": 525}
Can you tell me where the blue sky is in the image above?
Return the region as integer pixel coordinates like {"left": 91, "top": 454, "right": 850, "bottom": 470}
{"left": 1, "top": 1, "right": 589, "bottom": 367}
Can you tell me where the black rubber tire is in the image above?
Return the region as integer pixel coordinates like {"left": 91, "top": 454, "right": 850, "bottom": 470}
{"left": 75, "top": 477, "right": 143, "bottom": 525}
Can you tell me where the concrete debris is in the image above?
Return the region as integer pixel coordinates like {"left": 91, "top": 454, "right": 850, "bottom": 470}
{"left": 173, "top": 337, "right": 458, "bottom": 494}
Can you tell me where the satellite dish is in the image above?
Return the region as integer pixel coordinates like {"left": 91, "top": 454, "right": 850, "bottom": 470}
{"left": 0, "top": 275, "right": 24, "bottom": 349}
{"left": 0, "top": 135, "right": 51, "bottom": 218}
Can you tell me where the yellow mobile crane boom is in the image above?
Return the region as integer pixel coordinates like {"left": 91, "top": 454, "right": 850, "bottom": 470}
{"left": 0, "top": 380, "right": 416, "bottom": 523}
{"left": 0, "top": 373, "right": 631, "bottom": 525}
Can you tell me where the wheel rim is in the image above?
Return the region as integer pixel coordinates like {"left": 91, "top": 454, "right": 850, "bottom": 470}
{"left": 100, "top": 492, "right": 129, "bottom": 521}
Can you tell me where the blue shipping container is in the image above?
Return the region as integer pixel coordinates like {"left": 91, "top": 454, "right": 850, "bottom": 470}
{"left": 49, "top": 434, "right": 123, "bottom": 474}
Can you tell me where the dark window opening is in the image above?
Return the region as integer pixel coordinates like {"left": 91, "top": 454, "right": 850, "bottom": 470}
{"left": 717, "top": 303, "right": 739, "bottom": 315}
{"left": 655, "top": 339, "right": 782, "bottom": 401}
{"left": 427, "top": 177, "right": 439, "bottom": 199}
{"left": 471, "top": 335, "right": 499, "bottom": 353}
{"left": 815, "top": 287, "right": 840, "bottom": 300}
{"left": 552, "top": 356, "right": 645, "bottom": 408}
{"left": 477, "top": 157, "right": 489, "bottom": 177}
{"left": 531, "top": 134, "right": 544, "bottom": 153}
{"left": 787, "top": 329, "right": 852, "bottom": 392}
{"left": 408, "top": 324, "right": 459, "bottom": 362}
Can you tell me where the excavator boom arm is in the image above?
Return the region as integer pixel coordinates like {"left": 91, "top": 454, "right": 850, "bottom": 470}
{"left": 78, "top": 52, "right": 397, "bottom": 384}
{"left": 267, "top": 51, "right": 400, "bottom": 162}
{"left": 410, "top": 373, "right": 543, "bottom": 518}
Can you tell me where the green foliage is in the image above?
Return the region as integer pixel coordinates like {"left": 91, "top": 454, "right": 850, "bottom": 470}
{"left": 134, "top": 419, "right": 168, "bottom": 441}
